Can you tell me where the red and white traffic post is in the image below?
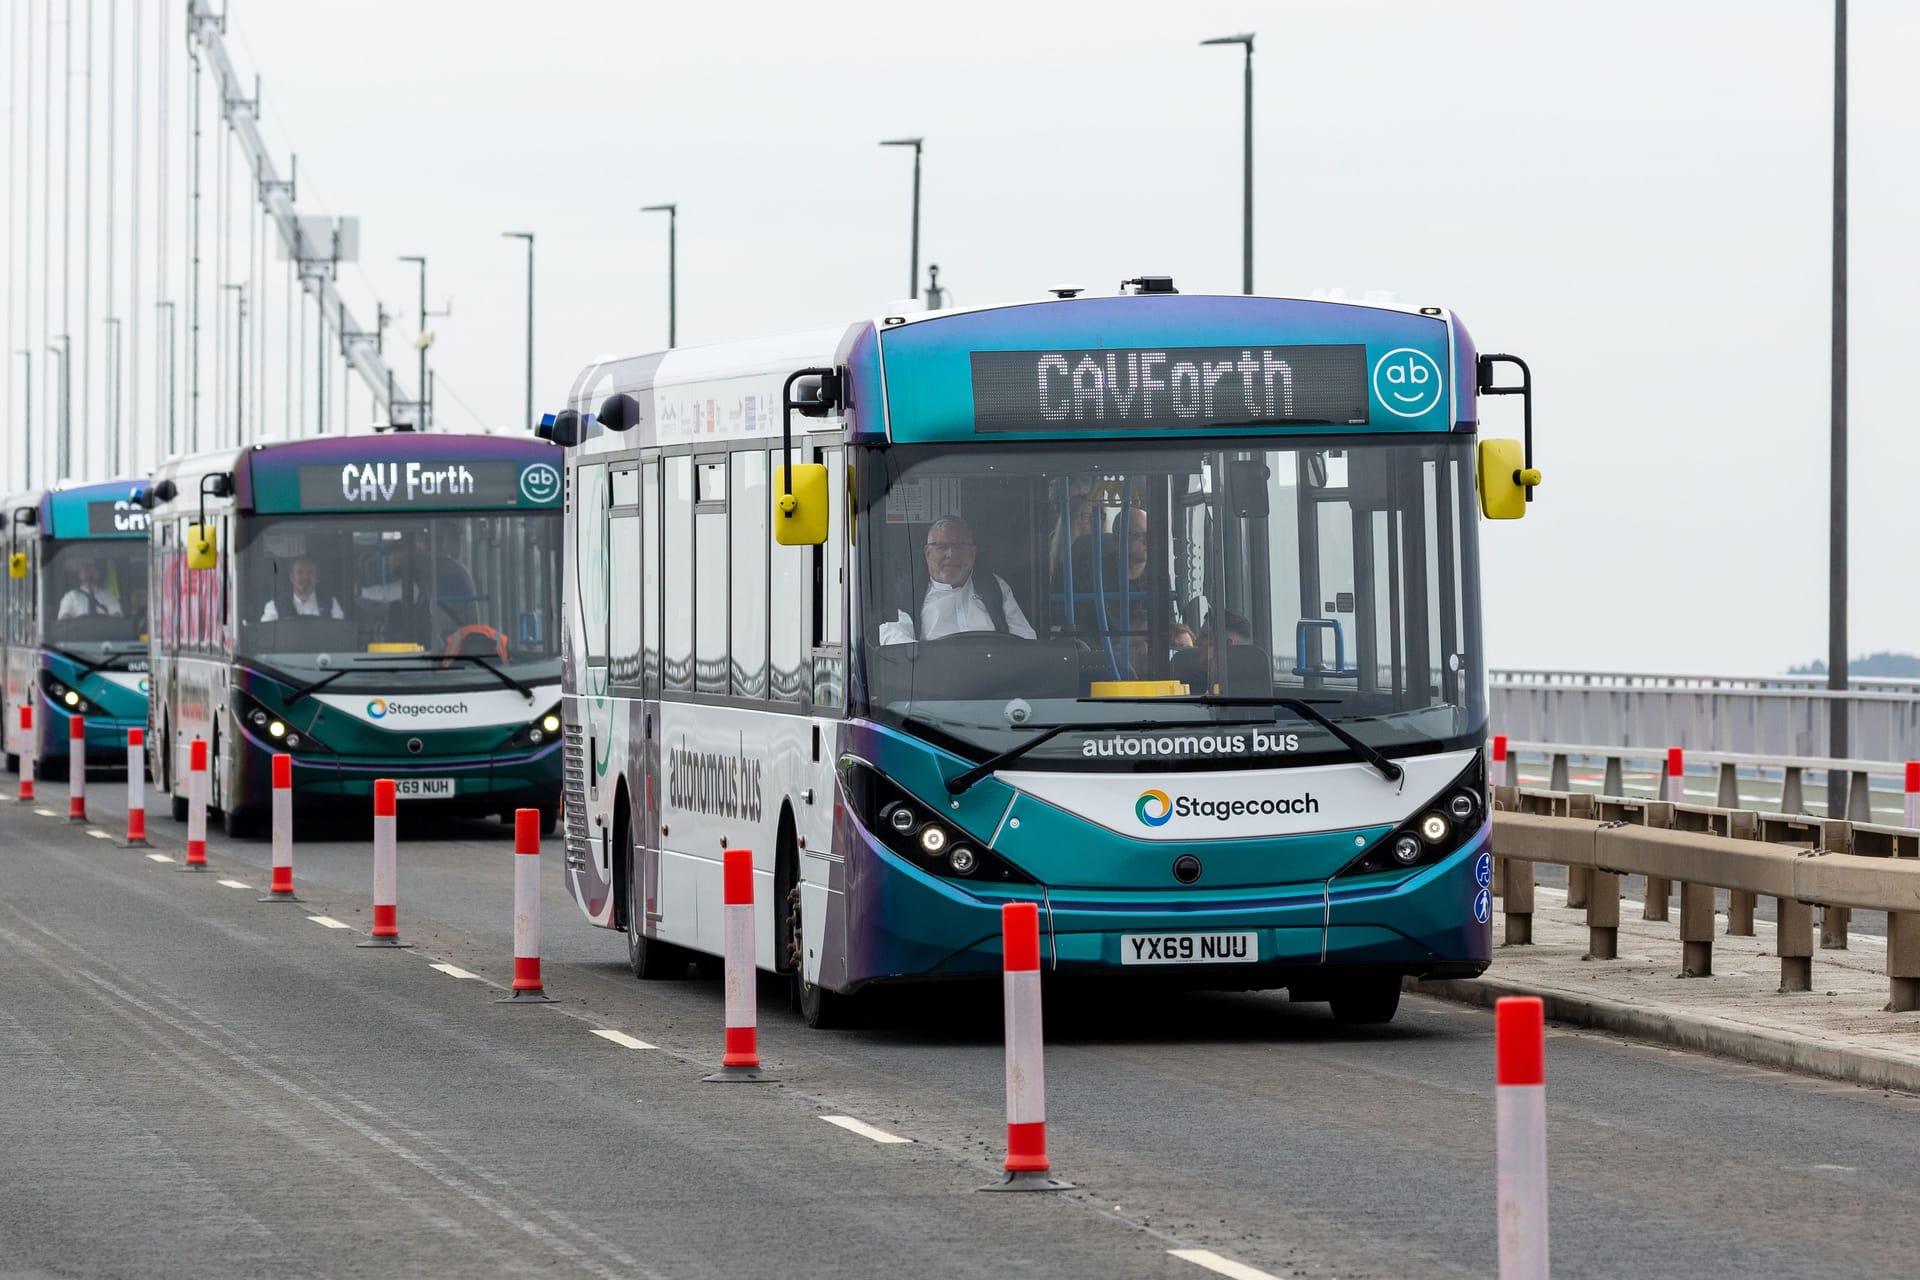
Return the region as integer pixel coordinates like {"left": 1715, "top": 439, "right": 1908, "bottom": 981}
{"left": 1905, "top": 762, "right": 1919, "bottom": 830}
{"left": 181, "top": 739, "right": 210, "bottom": 870}
{"left": 123, "top": 728, "right": 149, "bottom": 845}
{"left": 259, "top": 753, "right": 299, "bottom": 902}
{"left": 981, "top": 901, "right": 1070, "bottom": 1191}
{"left": 499, "top": 807, "right": 553, "bottom": 1002}
{"left": 1496, "top": 995, "right": 1550, "bottom": 1279}
{"left": 704, "top": 847, "right": 771, "bottom": 1081}
{"left": 1492, "top": 733, "right": 1515, "bottom": 788}
{"left": 17, "top": 706, "right": 34, "bottom": 803}
{"left": 358, "top": 779, "right": 409, "bottom": 947}
{"left": 66, "top": 715, "right": 87, "bottom": 822}
{"left": 1665, "top": 746, "right": 1685, "bottom": 804}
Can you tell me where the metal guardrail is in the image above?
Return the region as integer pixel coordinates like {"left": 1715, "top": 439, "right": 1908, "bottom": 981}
{"left": 1490, "top": 672, "right": 1920, "bottom": 762}
{"left": 1489, "top": 787, "right": 1920, "bottom": 1013}
{"left": 1502, "top": 739, "right": 1911, "bottom": 824}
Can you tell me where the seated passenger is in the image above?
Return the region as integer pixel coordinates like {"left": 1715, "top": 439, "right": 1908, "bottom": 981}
{"left": 260, "top": 556, "right": 346, "bottom": 621}
{"left": 878, "top": 516, "right": 1036, "bottom": 645}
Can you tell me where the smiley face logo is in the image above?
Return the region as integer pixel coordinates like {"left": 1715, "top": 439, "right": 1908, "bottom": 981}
{"left": 1372, "top": 348, "right": 1444, "bottom": 419}
{"left": 367, "top": 698, "right": 388, "bottom": 719}
{"left": 519, "top": 462, "right": 561, "bottom": 505}
{"left": 1136, "top": 789, "right": 1173, "bottom": 828}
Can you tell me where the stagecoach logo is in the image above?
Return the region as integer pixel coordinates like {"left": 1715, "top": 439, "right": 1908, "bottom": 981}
{"left": 365, "top": 697, "right": 471, "bottom": 720}
{"left": 1136, "top": 788, "right": 1320, "bottom": 827}
{"left": 518, "top": 463, "right": 561, "bottom": 505}
{"left": 367, "top": 698, "right": 388, "bottom": 719}
{"left": 139, "top": 677, "right": 151, "bottom": 695}
{"left": 1371, "top": 348, "right": 1444, "bottom": 419}
{"left": 667, "top": 736, "right": 764, "bottom": 822}
{"left": 1136, "top": 790, "right": 1173, "bottom": 828}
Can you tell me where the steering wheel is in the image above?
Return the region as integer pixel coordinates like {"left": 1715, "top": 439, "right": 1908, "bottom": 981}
{"left": 442, "top": 623, "right": 509, "bottom": 667}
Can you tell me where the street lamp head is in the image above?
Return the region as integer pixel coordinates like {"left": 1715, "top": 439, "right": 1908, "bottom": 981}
{"left": 879, "top": 137, "right": 923, "bottom": 150}
{"left": 501, "top": 231, "right": 533, "bottom": 242}
{"left": 1200, "top": 32, "right": 1255, "bottom": 49}
{"left": 640, "top": 203, "right": 676, "bottom": 215}
{"left": 399, "top": 254, "right": 425, "bottom": 264}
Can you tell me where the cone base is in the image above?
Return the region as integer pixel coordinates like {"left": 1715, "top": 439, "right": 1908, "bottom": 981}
{"left": 978, "top": 1170, "right": 1073, "bottom": 1193}
{"left": 356, "top": 937, "right": 412, "bottom": 948}
{"left": 701, "top": 1065, "right": 774, "bottom": 1083}
{"left": 175, "top": 863, "right": 210, "bottom": 873}
{"left": 256, "top": 892, "right": 303, "bottom": 903}
{"left": 120, "top": 839, "right": 151, "bottom": 849}
{"left": 497, "top": 988, "right": 554, "bottom": 1003}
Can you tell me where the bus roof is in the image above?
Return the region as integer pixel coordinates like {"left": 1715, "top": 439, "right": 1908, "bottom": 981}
{"left": 149, "top": 432, "right": 563, "bottom": 517}
{"left": 1, "top": 477, "right": 152, "bottom": 540}
{"left": 563, "top": 289, "right": 1479, "bottom": 452}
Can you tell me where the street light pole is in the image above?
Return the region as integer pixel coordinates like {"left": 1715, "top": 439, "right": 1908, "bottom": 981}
{"left": 879, "top": 138, "right": 923, "bottom": 301}
{"left": 640, "top": 204, "right": 677, "bottom": 348}
{"left": 1828, "top": 0, "right": 1849, "bottom": 799}
{"left": 222, "top": 283, "right": 245, "bottom": 444}
{"left": 15, "top": 351, "right": 30, "bottom": 489}
{"left": 1201, "top": 33, "right": 1256, "bottom": 295}
{"left": 502, "top": 232, "right": 534, "bottom": 431}
{"left": 104, "top": 317, "right": 121, "bottom": 473}
{"left": 400, "top": 254, "right": 428, "bottom": 428}
{"left": 48, "top": 336, "right": 69, "bottom": 481}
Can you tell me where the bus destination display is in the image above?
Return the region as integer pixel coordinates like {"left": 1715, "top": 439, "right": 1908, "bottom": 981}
{"left": 297, "top": 459, "right": 560, "bottom": 510}
{"left": 970, "top": 344, "right": 1368, "bottom": 433}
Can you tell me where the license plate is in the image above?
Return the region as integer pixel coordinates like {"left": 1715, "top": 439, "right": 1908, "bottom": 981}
{"left": 1119, "top": 931, "right": 1258, "bottom": 965}
{"left": 391, "top": 777, "right": 455, "bottom": 799}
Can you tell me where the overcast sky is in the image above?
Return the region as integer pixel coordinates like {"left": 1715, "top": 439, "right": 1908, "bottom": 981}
{"left": 5, "top": 1, "right": 1918, "bottom": 675}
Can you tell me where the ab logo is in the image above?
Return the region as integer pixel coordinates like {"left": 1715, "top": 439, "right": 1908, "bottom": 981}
{"left": 1372, "top": 348, "right": 1443, "bottom": 419}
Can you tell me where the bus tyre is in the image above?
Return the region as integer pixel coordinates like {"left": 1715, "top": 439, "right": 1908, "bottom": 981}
{"left": 539, "top": 802, "right": 559, "bottom": 838}
{"left": 787, "top": 882, "right": 855, "bottom": 1030}
{"left": 1328, "top": 976, "right": 1402, "bottom": 1026}
{"left": 222, "top": 804, "right": 261, "bottom": 840}
{"left": 3, "top": 752, "right": 16, "bottom": 774}
{"left": 625, "top": 822, "right": 686, "bottom": 980}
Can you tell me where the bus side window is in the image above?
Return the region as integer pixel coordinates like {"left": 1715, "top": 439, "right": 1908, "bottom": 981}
{"left": 729, "top": 450, "right": 768, "bottom": 699}
{"left": 768, "top": 448, "right": 806, "bottom": 704}
{"left": 576, "top": 463, "right": 610, "bottom": 668}
{"left": 641, "top": 461, "right": 660, "bottom": 691}
{"left": 662, "top": 456, "right": 693, "bottom": 693}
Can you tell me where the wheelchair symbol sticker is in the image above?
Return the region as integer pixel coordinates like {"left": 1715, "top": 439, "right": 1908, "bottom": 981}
{"left": 1475, "top": 851, "right": 1493, "bottom": 888}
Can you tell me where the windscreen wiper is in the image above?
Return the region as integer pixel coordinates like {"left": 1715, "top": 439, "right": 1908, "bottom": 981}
{"left": 374, "top": 652, "right": 536, "bottom": 700}
{"left": 285, "top": 668, "right": 352, "bottom": 707}
{"left": 47, "top": 646, "right": 133, "bottom": 678}
{"left": 944, "top": 716, "right": 1269, "bottom": 797}
{"left": 1083, "top": 694, "right": 1404, "bottom": 785}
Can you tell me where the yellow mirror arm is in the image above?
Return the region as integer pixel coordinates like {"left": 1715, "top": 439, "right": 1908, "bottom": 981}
{"left": 776, "top": 493, "right": 798, "bottom": 517}
{"left": 1516, "top": 468, "right": 1542, "bottom": 488}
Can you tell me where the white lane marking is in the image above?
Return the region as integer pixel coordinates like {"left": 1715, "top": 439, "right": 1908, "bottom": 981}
{"left": 818, "top": 1114, "right": 912, "bottom": 1144}
{"left": 430, "top": 963, "right": 482, "bottom": 980}
{"left": 307, "top": 916, "right": 351, "bottom": 930}
{"left": 1813, "top": 1164, "right": 1857, "bottom": 1172}
{"left": 1169, "top": 1249, "right": 1282, "bottom": 1280}
{"left": 33, "top": 808, "right": 57, "bottom": 817}
{"left": 144, "top": 853, "right": 173, "bottom": 863}
{"left": 590, "top": 1029, "right": 655, "bottom": 1050}
{"left": 86, "top": 829, "right": 113, "bottom": 840}
{"left": 216, "top": 879, "right": 252, "bottom": 889}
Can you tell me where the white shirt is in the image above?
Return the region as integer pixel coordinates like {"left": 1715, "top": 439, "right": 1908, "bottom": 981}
{"left": 57, "top": 584, "right": 123, "bottom": 619}
{"left": 261, "top": 592, "right": 345, "bottom": 622}
{"left": 878, "top": 574, "right": 1036, "bottom": 645}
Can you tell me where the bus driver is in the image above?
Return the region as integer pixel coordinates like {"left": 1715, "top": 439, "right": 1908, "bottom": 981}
{"left": 878, "top": 515, "right": 1035, "bottom": 645}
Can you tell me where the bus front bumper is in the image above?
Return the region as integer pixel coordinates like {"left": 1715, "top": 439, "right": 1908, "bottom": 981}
{"left": 835, "top": 818, "right": 1492, "bottom": 991}
{"left": 228, "top": 720, "right": 562, "bottom": 815}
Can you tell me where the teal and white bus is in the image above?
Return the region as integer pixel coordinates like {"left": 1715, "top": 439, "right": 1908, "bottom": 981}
{"left": 3, "top": 479, "right": 154, "bottom": 777}
{"left": 145, "top": 433, "right": 566, "bottom": 835}
{"left": 552, "top": 282, "right": 1538, "bottom": 1026}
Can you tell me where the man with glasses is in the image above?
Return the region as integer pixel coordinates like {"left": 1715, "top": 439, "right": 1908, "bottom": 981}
{"left": 879, "top": 515, "right": 1035, "bottom": 645}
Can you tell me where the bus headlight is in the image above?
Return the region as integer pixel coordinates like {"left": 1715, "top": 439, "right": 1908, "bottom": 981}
{"left": 1337, "top": 754, "right": 1490, "bottom": 880}
{"left": 541, "top": 713, "right": 561, "bottom": 734}
{"left": 249, "top": 709, "right": 268, "bottom": 728}
{"left": 268, "top": 720, "right": 287, "bottom": 739}
{"left": 838, "top": 759, "right": 1035, "bottom": 885}
{"left": 63, "top": 689, "right": 80, "bottom": 708}
{"left": 948, "top": 846, "right": 977, "bottom": 875}
{"left": 885, "top": 804, "right": 916, "bottom": 834}
{"left": 509, "top": 704, "right": 565, "bottom": 750}
{"left": 918, "top": 825, "right": 947, "bottom": 855}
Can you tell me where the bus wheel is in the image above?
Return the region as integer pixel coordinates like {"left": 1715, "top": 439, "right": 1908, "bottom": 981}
{"left": 787, "top": 881, "right": 856, "bottom": 1030}
{"left": 222, "top": 804, "right": 261, "bottom": 840}
{"left": 538, "top": 802, "right": 559, "bottom": 838}
{"left": 625, "top": 820, "right": 687, "bottom": 980}
{"left": 3, "top": 751, "right": 16, "bottom": 774}
{"left": 1328, "top": 976, "right": 1402, "bottom": 1026}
